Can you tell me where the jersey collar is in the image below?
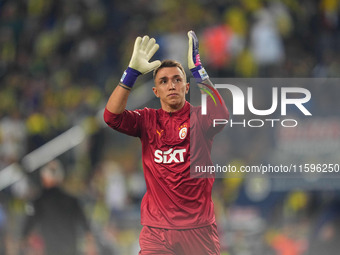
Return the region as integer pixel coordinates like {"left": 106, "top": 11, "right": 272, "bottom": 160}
{"left": 159, "top": 101, "right": 190, "bottom": 117}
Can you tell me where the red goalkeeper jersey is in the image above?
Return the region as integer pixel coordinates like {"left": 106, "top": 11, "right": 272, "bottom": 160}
{"left": 104, "top": 97, "right": 228, "bottom": 229}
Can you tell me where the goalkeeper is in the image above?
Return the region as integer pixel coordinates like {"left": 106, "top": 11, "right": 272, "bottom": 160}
{"left": 104, "top": 30, "right": 229, "bottom": 255}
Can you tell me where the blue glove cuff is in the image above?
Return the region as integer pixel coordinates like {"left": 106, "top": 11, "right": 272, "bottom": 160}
{"left": 120, "top": 67, "right": 142, "bottom": 88}
{"left": 190, "top": 65, "right": 209, "bottom": 82}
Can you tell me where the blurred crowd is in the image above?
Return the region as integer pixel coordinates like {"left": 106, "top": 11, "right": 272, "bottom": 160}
{"left": 1, "top": 0, "right": 340, "bottom": 254}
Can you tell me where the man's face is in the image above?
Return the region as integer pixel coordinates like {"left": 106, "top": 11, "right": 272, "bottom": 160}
{"left": 153, "top": 67, "right": 190, "bottom": 111}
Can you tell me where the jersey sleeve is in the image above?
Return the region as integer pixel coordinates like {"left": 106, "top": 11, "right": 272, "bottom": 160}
{"left": 104, "top": 108, "right": 144, "bottom": 137}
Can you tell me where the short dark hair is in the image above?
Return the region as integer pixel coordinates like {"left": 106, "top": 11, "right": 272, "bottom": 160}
{"left": 153, "top": 59, "right": 186, "bottom": 81}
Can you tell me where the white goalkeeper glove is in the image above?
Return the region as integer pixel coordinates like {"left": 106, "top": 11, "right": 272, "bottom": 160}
{"left": 129, "top": 36, "right": 161, "bottom": 74}
{"left": 120, "top": 35, "right": 161, "bottom": 88}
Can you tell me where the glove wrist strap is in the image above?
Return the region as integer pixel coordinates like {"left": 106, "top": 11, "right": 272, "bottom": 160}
{"left": 190, "top": 65, "right": 209, "bottom": 82}
{"left": 120, "top": 67, "right": 142, "bottom": 88}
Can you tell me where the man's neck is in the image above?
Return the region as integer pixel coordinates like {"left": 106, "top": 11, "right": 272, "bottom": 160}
{"left": 161, "top": 101, "right": 186, "bottom": 113}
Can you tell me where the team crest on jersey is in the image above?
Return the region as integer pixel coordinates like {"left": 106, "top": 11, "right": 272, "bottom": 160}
{"left": 178, "top": 124, "right": 188, "bottom": 140}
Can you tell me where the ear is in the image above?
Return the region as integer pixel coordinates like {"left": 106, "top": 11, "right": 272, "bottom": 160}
{"left": 152, "top": 86, "right": 159, "bottom": 98}
{"left": 185, "top": 82, "right": 190, "bottom": 94}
